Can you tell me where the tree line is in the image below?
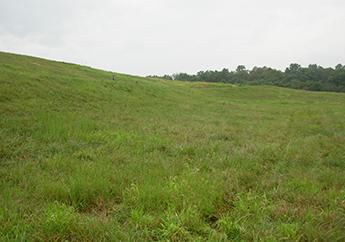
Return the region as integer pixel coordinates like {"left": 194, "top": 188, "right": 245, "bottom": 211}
{"left": 147, "top": 64, "right": 345, "bottom": 92}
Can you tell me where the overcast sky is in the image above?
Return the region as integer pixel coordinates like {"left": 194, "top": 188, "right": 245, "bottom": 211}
{"left": 1, "top": 0, "right": 345, "bottom": 76}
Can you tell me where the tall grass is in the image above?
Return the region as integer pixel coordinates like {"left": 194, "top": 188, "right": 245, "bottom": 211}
{"left": 1, "top": 52, "right": 345, "bottom": 241}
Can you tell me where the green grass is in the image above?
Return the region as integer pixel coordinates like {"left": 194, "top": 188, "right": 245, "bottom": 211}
{"left": 0, "top": 51, "right": 345, "bottom": 241}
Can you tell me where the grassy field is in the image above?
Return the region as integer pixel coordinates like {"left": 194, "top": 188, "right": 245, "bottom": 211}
{"left": 0, "top": 51, "right": 345, "bottom": 241}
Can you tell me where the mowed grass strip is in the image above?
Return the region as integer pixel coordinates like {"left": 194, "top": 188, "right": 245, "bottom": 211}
{"left": 0, "top": 52, "right": 345, "bottom": 241}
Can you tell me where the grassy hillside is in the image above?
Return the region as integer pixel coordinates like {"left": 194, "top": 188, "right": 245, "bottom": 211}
{"left": 0, "top": 51, "right": 345, "bottom": 241}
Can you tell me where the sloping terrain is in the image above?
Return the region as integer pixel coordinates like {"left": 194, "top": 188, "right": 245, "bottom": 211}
{"left": 0, "top": 52, "right": 345, "bottom": 241}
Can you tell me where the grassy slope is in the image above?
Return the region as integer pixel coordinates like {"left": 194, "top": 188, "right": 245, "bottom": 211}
{"left": 0, "top": 51, "right": 345, "bottom": 241}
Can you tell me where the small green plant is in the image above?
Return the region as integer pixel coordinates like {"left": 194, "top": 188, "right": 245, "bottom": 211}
{"left": 160, "top": 209, "right": 190, "bottom": 240}
{"left": 43, "top": 202, "right": 76, "bottom": 237}
{"left": 278, "top": 222, "right": 300, "bottom": 240}
{"left": 130, "top": 208, "right": 155, "bottom": 228}
{"left": 217, "top": 216, "right": 243, "bottom": 240}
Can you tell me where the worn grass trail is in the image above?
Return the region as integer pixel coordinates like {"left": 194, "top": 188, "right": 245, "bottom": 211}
{"left": 0, "top": 52, "right": 345, "bottom": 241}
